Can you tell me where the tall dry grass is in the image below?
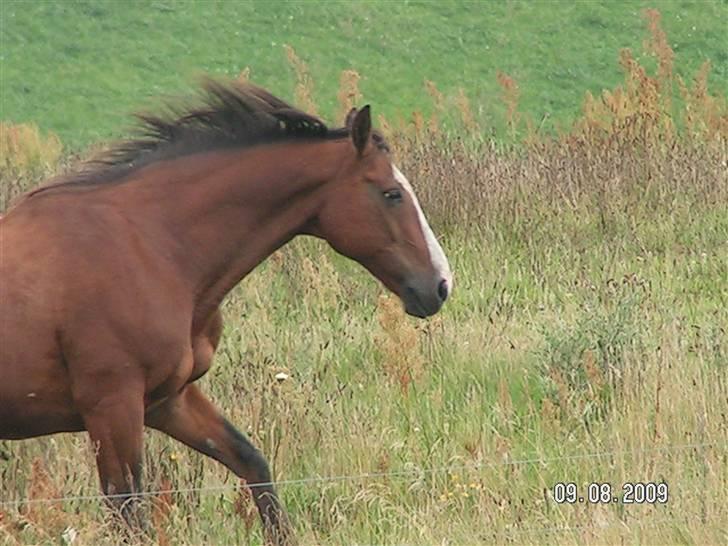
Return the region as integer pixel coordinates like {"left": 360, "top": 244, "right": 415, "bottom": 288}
{"left": 0, "top": 122, "right": 62, "bottom": 211}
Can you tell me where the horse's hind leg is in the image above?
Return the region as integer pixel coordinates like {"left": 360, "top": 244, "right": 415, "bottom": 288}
{"left": 146, "top": 384, "right": 293, "bottom": 545}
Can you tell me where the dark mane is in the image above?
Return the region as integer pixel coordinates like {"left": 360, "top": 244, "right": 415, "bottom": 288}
{"left": 28, "top": 79, "right": 350, "bottom": 195}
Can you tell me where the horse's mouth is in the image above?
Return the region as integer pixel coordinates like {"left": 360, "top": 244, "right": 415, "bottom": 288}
{"left": 402, "top": 285, "right": 442, "bottom": 318}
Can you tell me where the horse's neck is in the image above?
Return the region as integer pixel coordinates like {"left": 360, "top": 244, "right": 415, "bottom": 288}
{"left": 123, "top": 141, "right": 344, "bottom": 328}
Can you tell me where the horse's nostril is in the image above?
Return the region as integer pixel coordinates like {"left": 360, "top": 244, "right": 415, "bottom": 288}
{"left": 437, "top": 279, "right": 449, "bottom": 302}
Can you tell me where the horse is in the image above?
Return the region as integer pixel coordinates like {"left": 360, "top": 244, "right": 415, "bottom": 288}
{"left": 0, "top": 79, "right": 452, "bottom": 543}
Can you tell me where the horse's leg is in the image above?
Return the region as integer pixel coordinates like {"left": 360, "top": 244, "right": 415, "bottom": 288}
{"left": 146, "top": 384, "right": 293, "bottom": 545}
{"left": 74, "top": 371, "right": 146, "bottom": 528}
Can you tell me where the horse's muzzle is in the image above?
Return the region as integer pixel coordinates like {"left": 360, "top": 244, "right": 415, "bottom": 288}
{"left": 401, "top": 276, "right": 450, "bottom": 318}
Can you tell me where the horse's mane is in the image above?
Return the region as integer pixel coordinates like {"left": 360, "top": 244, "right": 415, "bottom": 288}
{"left": 26, "top": 78, "right": 350, "bottom": 197}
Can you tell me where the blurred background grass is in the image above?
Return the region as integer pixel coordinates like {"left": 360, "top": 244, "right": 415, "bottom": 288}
{"left": 2, "top": 0, "right": 727, "bottom": 147}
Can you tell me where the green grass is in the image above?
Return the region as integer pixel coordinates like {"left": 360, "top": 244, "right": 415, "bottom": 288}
{"left": 1, "top": 0, "right": 727, "bottom": 148}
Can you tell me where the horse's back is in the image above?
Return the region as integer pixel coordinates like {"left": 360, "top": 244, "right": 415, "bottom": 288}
{"left": 2, "top": 190, "right": 191, "bottom": 322}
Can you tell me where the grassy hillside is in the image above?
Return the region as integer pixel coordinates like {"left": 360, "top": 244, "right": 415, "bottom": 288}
{"left": 1, "top": 0, "right": 727, "bottom": 148}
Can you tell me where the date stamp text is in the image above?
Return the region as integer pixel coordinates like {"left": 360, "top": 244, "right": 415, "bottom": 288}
{"left": 551, "top": 482, "right": 669, "bottom": 504}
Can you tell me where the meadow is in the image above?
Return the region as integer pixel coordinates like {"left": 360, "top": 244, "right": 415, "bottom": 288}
{"left": 2, "top": 0, "right": 727, "bottom": 147}
{"left": 1, "top": 4, "right": 728, "bottom": 546}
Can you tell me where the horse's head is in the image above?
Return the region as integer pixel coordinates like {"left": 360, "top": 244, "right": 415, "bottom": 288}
{"left": 310, "top": 106, "right": 452, "bottom": 318}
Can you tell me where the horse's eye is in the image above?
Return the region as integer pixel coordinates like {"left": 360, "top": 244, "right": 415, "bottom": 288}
{"left": 382, "top": 189, "right": 403, "bottom": 204}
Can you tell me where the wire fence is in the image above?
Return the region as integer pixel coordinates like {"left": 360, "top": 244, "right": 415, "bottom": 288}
{"left": 1, "top": 441, "right": 723, "bottom": 508}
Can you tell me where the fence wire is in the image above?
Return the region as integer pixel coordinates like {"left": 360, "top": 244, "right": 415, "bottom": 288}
{"left": 1, "top": 441, "right": 723, "bottom": 508}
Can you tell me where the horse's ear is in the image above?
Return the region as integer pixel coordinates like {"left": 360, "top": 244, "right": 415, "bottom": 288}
{"left": 351, "top": 105, "right": 371, "bottom": 156}
{"left": 345, "top": 107, "right": 358, "bottom": 129}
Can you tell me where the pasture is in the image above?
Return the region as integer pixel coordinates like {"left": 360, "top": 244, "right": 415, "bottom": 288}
{"left": 1, "top": 3, "right": 727, "bottom": 546}
{"left": 2, "top": 0, "right": 727, "bottom": 147}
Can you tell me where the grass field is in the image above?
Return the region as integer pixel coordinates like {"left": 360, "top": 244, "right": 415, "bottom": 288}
{"left": 1, "top": 2, "right": 728, "bottom": 545}
{"left": 1, "top": 0, "right": 727, "bottom": 148}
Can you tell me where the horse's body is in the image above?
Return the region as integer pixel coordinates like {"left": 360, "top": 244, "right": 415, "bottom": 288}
{"left": 0, "top": 81, "right": 451, "bottom": 543}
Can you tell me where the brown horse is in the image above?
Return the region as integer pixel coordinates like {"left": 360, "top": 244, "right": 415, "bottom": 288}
{"left": 0, "top": 80, "right": 452, "bottom": 543}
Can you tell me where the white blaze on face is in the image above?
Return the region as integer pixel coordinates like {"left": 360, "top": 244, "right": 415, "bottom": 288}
{"left": 392, "top": 165, "right": 453, "bottom": 293}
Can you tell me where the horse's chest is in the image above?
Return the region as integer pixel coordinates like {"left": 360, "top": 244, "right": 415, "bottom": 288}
{"left": 145, "top": 346, "right": 194, "bottom": 407}
{"left": 143, "top": 324, "right": 219, "bottom": 412}
{"left": 189, "top": 333, "right": 216, "bottom": 381}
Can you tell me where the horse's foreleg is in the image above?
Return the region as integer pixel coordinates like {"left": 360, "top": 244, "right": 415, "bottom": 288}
{"left": 145, "top": 384, "right": 294, "bottom": 545}
{"left": 77, "top": 380, "right": 146, "bottom": 529}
